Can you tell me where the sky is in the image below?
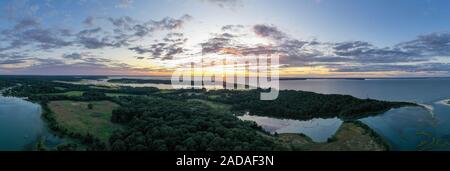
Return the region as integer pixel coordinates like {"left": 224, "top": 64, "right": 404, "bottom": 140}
{"left": 1, "top": 0, "right": 450, "bottom": 77}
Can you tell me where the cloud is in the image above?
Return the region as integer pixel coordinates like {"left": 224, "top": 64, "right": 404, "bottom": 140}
{"left": 74, "top": 15, "right": 192, "bottom": 49}
{"left": 253, "top": 24, "right": 286, "bottom": 41}
{"left": 333, "top": 41, "right": 422, "bottom": 63}
{"left": 0, "top": 59, "right": 27, "bottom": 65}
{"left": 62, "top": 53, "right": 83, "bottom": 60}
{"left": 195, "top": 24, "right": 450, "bottom": 75}
{"left": 129, "top": 32, "right": 187, "bottom": 60}
{"left": 397, "top": 32, "right": 450, "bottom": 56}
{"left": 83, "top": 16, "right": 95, "bottom": 26}
{"left": 334, "top": 63, "right": 450, "bottom": 73}
{"left": 1, "top": 53, "right": 148, "bottom": 75}
{"left": 75, "top": 27, "right": 124, "bottom": 49}
{"left": 152, "top": 14, "right": 192, "bottom": 30}
{"left": 0, "top": 18, "right": 72, "bottom": 51}
{"left": 62, "top": 52, "right": 113, "bottom": 64}
{"left": 10, "top": 62, "right": 150, "bottom": 75}
{"left": 201, "top": 33, "right": 236, "bottom": 54}
{"left": 222, "top": 24, "right": 244, "bottom": 32}
{"left": 14, "top": 17, "right": 40, "bottom": 30}
{"left": 1, "top": 14, "right": 193, "bottom": 54}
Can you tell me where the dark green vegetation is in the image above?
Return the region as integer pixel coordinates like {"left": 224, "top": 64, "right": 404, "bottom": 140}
{"left": 275, "top": 121, "right": 389, "bottom": 151}
{"left": 157, "top": 89, "right": 417, "bottom": 120}
{"left": 109, "top": 96, "right": 277, "bottom": 151}
{"left": 107, "top": 78, "right": 172, "bottom": 84}
{"left": 0, "top": 75, "right": 410, "bottom": 151}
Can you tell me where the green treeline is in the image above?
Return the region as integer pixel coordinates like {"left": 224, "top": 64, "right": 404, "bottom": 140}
{"left": 155, "top": 89, "right": 416, "bottom": 120}
{"left": 109, "top": 96, "right": 279, "bottom": 151}
{"left": 107, "top": 78, "right": 172, "bottom": 84}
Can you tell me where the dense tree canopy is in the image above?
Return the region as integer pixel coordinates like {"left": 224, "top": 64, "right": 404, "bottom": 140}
{"left": 109, "top": 96, "right": 279, "bottom": 151}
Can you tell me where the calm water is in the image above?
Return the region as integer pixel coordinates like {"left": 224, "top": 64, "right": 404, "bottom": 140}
{"left": 0, "top": 96, "right": 61, "bottom": 151}
{"left": 239, "top": 114, "right": 342, "bottom": 142}
{"left": 242, "top": 78, "right": 450, "bottom": 151}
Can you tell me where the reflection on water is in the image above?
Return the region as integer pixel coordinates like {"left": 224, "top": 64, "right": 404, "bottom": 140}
{"left": 238, "top": 114, "right": 342, "bottom": 142}
{"left": 0, "top": 96, "right": 62, "bottom": 151}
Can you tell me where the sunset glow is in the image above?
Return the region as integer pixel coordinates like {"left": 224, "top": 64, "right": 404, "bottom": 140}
{"left": 1, "top": 0, "right": 450, "bottom": 77}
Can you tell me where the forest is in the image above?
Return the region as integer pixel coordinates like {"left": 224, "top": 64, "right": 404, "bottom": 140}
{"left": 0, "top": 76, "right": 410, "bottom": 151}
{"left": 154, "top": 89, "right": 416, "bottom": 120}
{"left": 109, "top": 96, "right": 279, "bottom": 151}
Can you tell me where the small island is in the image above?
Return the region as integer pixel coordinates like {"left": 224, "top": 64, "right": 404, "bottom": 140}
{"left": 200, "top": 89, "right": 417, "bottom": 120}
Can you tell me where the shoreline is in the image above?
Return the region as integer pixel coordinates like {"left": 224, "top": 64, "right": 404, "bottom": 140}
{"left": 436, "top": 99, "right": 450, "bottom": 106}
{"left": 275, "top": 121, "right": 390, "bottom": 151}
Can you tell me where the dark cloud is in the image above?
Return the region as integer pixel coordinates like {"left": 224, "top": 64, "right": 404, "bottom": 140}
{"left": 1, "top": 14, "right": 193, "bottom": 52}
{"left": 77, "top": 27, "right": 102, "bottom": 36}
{"left": 201, "top": 34, "right": 235, "bottom": 54}
{"left": 0, "top": 18, "right": 72, "bottom": 51}
{"left": 253, "top": 24, "right": 286, "bottom": 40}
{"left": 76, "top": 35, "right": 118, "bottom": 49}
{"left": 0, "top": 59, "right": 26, "bottom": 65}
{"left": 82, "top": 57, "right": 113, "bottom": 63}
{"left": 222, "top": 24, "right": 244, "bottom": 32}
{"left": 108, "top": 16, "right": 135, "bottom": 30}
{"left": 16, "top": 28, "right": 72, "bottom": 49}
{"left": 397, "top": 32, "right": 450, "bottom": 56}
{"left": 334, "top": 63, "right": 450, "bottom": 73}
{"left": 11, "top": 62, "right": 151, "bottom": 75}
{"left": 0, "top": 52, "right": 27, "bottom": 59}
{"left": 152, "top": 15, "right": 192, "bottom": 30}
{"left": 62, "top": 53, "right": 83, "bottom": 60}
{"left": 197, "top": 24, "right": 450, "bottom": 75}
{"left": 83, "top": 16, "right": 95, "bottom": 26}
{"left": 75, "top": 27, "right": 122, "bottom": 49}
{"left": 333, "top": 41, "right": 422, "bottom": 63}
{"left": 74, "top": 15, "right": 191, "bottom": 49}
{"left": 62, "top": 52, "right": 112, "bottom": 64}
{"left": 129, "top": 33, "right": 187, "bottom": 60}
{"left": 14, "top": 17, "right": 40, "bottom": 30}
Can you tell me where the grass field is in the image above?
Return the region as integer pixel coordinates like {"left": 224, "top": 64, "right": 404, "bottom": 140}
{"left": 48, "top": 100, "right": 121, "bottom": 142}
{"left": 44, "top": 91, "right": 85, "bottom": 97}
{"left": 89, "top": 86, "right": 119, "bottom": 90}
{"left": 187, "top": 99, "right": 231, "bottom": 112}
{"left": 43, "top": 91, "right": 134, "bottom": 97}
{"left": 105, "top": 93, "right": 136, "bottom": 97}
